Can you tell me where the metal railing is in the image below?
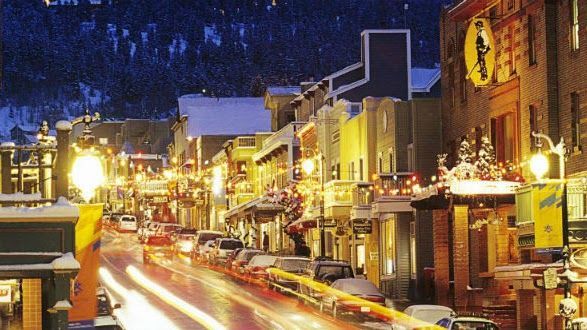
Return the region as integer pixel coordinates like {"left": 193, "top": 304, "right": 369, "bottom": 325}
{"left": 234, "top": 136, "right": 256, "bottom": 148}
{"left": 373, "top": 172, "right": 416, "bottom": 199}
{"left": 352, "top": 182, "right": 374, "bottom": 207}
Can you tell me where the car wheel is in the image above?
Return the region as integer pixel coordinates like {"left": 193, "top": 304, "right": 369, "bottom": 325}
{"left": 332, "top": 303, "right": 337, "bottom": 318}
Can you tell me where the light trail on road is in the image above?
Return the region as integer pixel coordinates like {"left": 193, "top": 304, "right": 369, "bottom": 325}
{"left": 99, "top": 267, "right": 181, "bottom": 330}
{"left": 126, "top": 265, "right": 227, "bottom": 330}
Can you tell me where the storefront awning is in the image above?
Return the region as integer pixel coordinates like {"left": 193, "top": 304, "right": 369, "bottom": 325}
{"left": 224, "top": 196, "right": 284, "bottom": 223}
{"left": 286, "top": 217, "right": 317, "bottom": 234}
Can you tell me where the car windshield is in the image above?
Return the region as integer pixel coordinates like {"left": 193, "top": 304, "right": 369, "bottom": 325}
{"left": 162, "top": 225, "right": 178, "bottom": 232}
{"left": 121, "top": 217, "right": 135, "bottom": 222}
{"left": 180, "top": 229, "right": 197, "bottom": 235}
{"left": 219, "top": 240, "right": 244, "bottom": 250}
{"left": 199, "top": 233, "right": 222, "bottom": 243}
{"left": 178, "top": 234, "right": 195, "bottom": 240}
{"left": 249, "top": 255, "right": 277, "bottom": 266}
{"left": 317, "top": 265, "right": 353, "bottom": 279}
{"left": 243, "top": 250, "right": 263, "bottom": 260}
{"left": 413, "top": 310, "right": 453, "bottom": 324}
{"left": 281, "top": 259, "right": 309, "bottom": 272}
{"left": 147, "top": 237, "right": 172, "bottom": 246}
{"left": 451, "top": 321, "right": 497, "bottom": 330}
{"left": 96, "top": 294, "right": 111, "bottom": 316}
{"left": 334, "top": 279, "right": 380, "bottom": 295}
{"left": 148, "top": 223, "right": 159, "bottom": 230}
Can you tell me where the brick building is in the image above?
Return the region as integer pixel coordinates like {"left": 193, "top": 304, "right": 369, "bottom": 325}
{"left": 430, "top": 1, "right": 587, "bottom": 328}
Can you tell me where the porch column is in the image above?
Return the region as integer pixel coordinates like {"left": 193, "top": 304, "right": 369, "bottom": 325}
{"left": 432, "top": 209, "right": 450, "bottom": 306}
{"left": 1, "top": 148, "right": 13, "bottom": 194}
{"left": 55, "top": 121, "right": 72, "bottom": 199}
{"left": 453, "top": 205, "right": 470, "bottom": 310}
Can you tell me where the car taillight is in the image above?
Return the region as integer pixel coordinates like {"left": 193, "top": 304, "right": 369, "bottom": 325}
{"left": 364, "top": 296, "right": 385, "bottom": 303}
{"left": 253, "top": 266, "right": 264, "bottom": 272}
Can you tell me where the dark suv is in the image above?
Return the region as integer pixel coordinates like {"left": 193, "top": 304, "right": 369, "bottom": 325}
{"left": 298, "top": 258, "right": 354, "bottom": 302}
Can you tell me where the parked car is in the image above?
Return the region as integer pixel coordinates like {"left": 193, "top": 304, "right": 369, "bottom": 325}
{"left": 267, "top": 256, "right": 310, "bottom": 293}
{"left": 193, "top": 240, "right": 217, "bottom": 263}
{"left": 225, "top": 248, "right": 244, "bottom": 271}
{"left": 229, "top": 249, "right": 264, "bottom": 273}
{"left": 154, "top": 223, "right": 183, "bottom": 237}
{"left": 143, "top": 236, "right": 174, "bottom": 264}
{"left": 209, "top": 238, "right": 244, "bottom": 266}
{"left": 395, "top": 305, "right": 455, "bottom": 330}
{"left": 117, "top": 215, "right": 138, "bottom": 232}
{"left": 141, "top": 222, "right": 161, "bottom": 242}
{"left": 101, "top": 214, "right": 111, "bottom": 227}
{"left": 243, "top": 255, "right": 278, "bottom": 280}
{"left": 95, "top": 286, "right": 125, "bottom": 329}
{"left": 190, "top": 230, "right": 224, "bottom": 259}
{"left": 298, "top": 259, "right": 354, "bottom": 302}
{"left": 137, "top": 221, "right": 152, "bottom": 241}
{"left": 174, "top": 230, "right": 198, "bottom": 255}
{"left": 109, "top": 213, "right": 123, "bottom": 229}
{"left": 320, "top": 278, "right": 385, "bottom": 319}
{"left": 436, "top": 316, "right": 499, "bottom": 329}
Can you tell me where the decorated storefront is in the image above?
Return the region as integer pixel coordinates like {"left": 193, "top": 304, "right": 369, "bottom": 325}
{"left": 411, "top": 138, "right": 523, "bottom": 329}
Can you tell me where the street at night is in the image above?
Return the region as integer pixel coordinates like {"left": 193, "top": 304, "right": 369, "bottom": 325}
{"left": 99, "top": 229, "right": 386, "bottom": 330}
{"left": 4, "top": 1, "right": 587, "bottom": 330}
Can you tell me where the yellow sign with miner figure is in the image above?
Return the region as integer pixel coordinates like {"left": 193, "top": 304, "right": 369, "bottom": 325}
{"left": 533, "top": 182, "right": 564, "bottom": 249}
{"left": 465, "top": 18, "right": 495, "bottom": 86}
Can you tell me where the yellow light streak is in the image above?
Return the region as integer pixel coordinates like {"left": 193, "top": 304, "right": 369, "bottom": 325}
{"left": 125, "top": 265, "right": 226, "bottom": 330}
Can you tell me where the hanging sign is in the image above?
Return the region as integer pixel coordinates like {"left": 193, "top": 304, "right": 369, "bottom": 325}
{"left": 464, "top": 18, "right": 495, "bottom": 86}
{"left": 353, "top": 219, "right": 373, "bottom": 234}
{"left": 543, "top": 268, "right": 558, "bottom": 290}
{"left": 534, "top": 182, "right": 564, "bottom": 249}
{"left": 0, "top": 285, "right": 11, "bottom": 303}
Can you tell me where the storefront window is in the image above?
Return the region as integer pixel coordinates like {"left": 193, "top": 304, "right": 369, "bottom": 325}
{"left": 381, "top": 217, "right": 396, "bottom": 275}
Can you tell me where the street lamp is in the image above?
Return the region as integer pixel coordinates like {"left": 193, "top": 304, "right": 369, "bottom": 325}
{"left": 70, "top": 110, "right": 104, "bottom": 202}
{"left": 530, "top": 131, "right": 575, "bottom": 328}
{"left": 301, "top": 149, "right": 326, "bottom": 257}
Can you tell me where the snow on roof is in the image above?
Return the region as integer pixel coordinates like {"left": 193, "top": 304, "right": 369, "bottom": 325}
{"left": 178, "top": 96, "right": 270, "bottom": 138}
{"left": 0, "top": 197, "right": 79, "bottom": 220}
{"left": 411, "top": 67, "right": 441, "bottom": 92}
{"left": 266, "top": 86, "right": 300, "bottom": 96}
{"left": 51, "top": 252, "right": 80, "bottom": 270}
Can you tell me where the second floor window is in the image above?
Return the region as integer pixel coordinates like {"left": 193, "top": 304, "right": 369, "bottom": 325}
{"left": 528, "top": 15, "right": 537, "bottom": 65}
{"left": 572, "top": 92, "right": 581, "bottom": 149}
{"left": 571, "top": 0, "right": 580, "bottom": 51}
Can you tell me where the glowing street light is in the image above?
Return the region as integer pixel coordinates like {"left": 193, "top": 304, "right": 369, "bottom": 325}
{"left": 71, "top": 149, "right": 105, "bottom": 202}
{"left": 301, "top": 158, "right": 315, "bottom": 176}
{"left": 69, "top": 109, "right": 104, "bottom": 202}
{"left": 530, "top": 151, "right": 549, "bottom": 180}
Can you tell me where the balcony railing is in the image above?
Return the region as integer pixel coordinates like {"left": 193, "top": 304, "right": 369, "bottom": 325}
{"left": 234, "top": 136, "right": 256, "bottom": 148}
{"left": 324, "top": 180, "right": 356, "bottom": 207}
{"left": 352, "top": 182, "right": 374, "bottom": 207}
{"left": 374, "top": 172, "right": 417, "bottom": 199}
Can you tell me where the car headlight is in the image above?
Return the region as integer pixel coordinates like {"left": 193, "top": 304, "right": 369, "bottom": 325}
{"left": 180, "top": 241, "right": 194, "bottom": 252}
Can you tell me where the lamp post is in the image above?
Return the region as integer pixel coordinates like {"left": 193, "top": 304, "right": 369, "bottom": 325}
{"left": 301, "top": 150, "right": 326, "bottom": 257}
{"left": 530, "top": 131, "right": 576, "bottom": 328}
{"left": 69, "top": 110, "right": 104, "bottom": 202}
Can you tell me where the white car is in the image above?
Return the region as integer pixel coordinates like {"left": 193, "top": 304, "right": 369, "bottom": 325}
{"left": 209, "top": 238, "right": 244, "bottom": 265}
{"left": 436, "top": 316, "right": 498, "bottom": 329}
{"left": 143, "top": 222, "right": 162, "bottom": 241}
{"left": 395, "top": 304, "right": 455, "bottom": 329}
{"left": 96, "top": 286, "right": 125, "bottom": 330}
{"left": 117, "top": 215, "right": 138, "bottom": 232}
{"left": 320, "top": 278, "right": 385, "bottom": 319}
{"left": 195, "top": 240, "right": 217, "bottom": 263}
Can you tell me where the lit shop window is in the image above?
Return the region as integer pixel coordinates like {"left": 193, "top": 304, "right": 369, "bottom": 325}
{"left": 381, "top": 217, "right": 396, "bottom": 275}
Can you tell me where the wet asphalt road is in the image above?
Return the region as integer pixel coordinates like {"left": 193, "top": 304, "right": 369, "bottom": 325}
{"left": 100, "top": 229, "right": 384, "bottom": 330}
